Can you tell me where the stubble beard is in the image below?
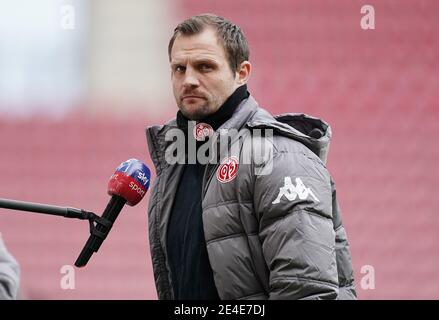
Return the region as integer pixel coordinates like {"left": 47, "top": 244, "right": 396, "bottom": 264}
{"left": 178, "top": 97, "right": 220, "bottom": 120}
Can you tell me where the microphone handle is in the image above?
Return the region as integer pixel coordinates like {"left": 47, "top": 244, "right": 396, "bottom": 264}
{"left": 0, "top": 198, "right": 90, "bottom": 219}
{"left": 74, "top": 195, "right": 126, "bottom": 267}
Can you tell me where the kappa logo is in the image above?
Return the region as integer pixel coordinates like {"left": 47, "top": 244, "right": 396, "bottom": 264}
{"left": 272, "top": 177, "right": 320, "bottom": 204}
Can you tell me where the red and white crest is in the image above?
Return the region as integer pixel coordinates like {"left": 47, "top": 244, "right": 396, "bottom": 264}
{"left": 193, "top": 123, "right": 213, "bottom": 141}
{"left": 216, "top": 156, "right": 239, "bottom": 183}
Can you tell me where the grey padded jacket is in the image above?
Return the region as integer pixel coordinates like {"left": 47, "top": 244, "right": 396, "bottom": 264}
{"left": 146, "top": 95, "right": 356, "bottom": 300}
{"left": 0, "top": 234, "right": 20, "bottom": 300}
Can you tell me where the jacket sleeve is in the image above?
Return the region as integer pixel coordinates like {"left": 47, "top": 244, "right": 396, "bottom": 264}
{"left": 0, "top": 233, "right": 20, "bottom": 300}
{"left": 330, "top": 178, "right": 357, "bottom": 299}
{"left": 253, "top": 146, "right": 339, "bottom": 299}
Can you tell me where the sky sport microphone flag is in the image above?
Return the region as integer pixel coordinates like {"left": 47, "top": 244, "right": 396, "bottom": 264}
{"left": 75, "top": 159, "right": 151, "bottom": 267}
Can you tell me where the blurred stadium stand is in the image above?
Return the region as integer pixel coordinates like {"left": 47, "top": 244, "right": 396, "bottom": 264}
{"left": 0, "top": 0, "right": 438, "bottom": 299}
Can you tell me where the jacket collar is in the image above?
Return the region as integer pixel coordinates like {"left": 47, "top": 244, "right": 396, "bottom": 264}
{"left": 146, "top": 95, "right": 333, "bottom": 170}
{"left": 146, "top": 95, "right": 259, "bottom": 172}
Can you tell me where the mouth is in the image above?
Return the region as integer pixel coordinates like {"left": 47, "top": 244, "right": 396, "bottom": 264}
{"left": 181, "top": 96, "right": 206, "bottom": 105}
{"left": 182, "top": 96, "right": 204, "bottom": 100}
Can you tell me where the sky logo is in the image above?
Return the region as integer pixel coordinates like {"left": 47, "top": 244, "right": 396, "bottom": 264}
{"left": 137, "top": 171, "right": 149, "bottom": 186}
{"left": 114, "top": 159, "right": 151, "bottom": 190}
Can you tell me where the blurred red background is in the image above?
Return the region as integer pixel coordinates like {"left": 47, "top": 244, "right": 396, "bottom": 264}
{"left": 0, "top": 0, "right": 438, "bottom": 299}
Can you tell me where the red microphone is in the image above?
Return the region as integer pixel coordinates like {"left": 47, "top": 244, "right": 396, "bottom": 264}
{"left": 74, "top": 159, "right": 151, "bottom": 267}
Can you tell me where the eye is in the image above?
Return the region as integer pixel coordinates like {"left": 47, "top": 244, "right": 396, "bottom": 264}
{"left": 174, "top": 65, "right": 186, "bottom": 73}
{"left": 199, "top": 63, "right": 213, "bottom": 71}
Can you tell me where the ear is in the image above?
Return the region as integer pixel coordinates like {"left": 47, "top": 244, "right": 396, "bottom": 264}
{"left": 235, "top": 61, "right": 252, "bottom": 85}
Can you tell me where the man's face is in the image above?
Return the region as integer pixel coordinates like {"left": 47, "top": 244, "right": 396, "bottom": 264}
{"left": 170, "top": 27, "right": 241, "bottom": 120}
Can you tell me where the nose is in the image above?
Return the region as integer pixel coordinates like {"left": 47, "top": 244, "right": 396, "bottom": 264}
{"left": 182, "top": 67, "right": 200, "bottom": 89}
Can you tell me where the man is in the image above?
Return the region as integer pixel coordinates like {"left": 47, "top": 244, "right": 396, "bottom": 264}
{"left": 146, "top": 14, "right": 356, "bottom": 300}
{"left": 0, "top": 233, "right": 20, "bottom": 299}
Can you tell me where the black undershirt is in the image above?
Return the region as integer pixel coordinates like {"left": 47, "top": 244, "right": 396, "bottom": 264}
{"left": 166, "top": 84, "right": 249, "bottom": 299}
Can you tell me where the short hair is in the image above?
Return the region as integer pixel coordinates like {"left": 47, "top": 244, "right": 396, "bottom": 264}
{"left": 168, "top": 14, "right": 250, "bottom": 73}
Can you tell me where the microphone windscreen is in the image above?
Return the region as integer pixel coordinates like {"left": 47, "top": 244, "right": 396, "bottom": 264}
{"left": 107, "top": 159, "right": 151, "bottom": 206}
